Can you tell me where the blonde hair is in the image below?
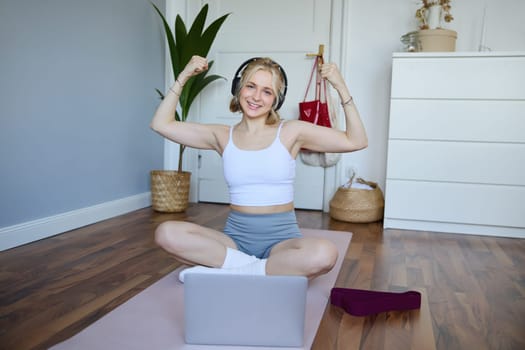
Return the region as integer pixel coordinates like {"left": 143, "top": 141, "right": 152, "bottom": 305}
{"left": 229, "top": 58, "right": 285, "bottom": 125}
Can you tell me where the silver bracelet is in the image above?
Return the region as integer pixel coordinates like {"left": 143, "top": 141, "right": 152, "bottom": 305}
{"left": 341, "top": 96, "right": 354, "bottom": 106}
{"left": 169, "top": 86, "right": 180, "bottom": 97}
{"left": 169, "top": 78, "right": 184, "bottom": 96}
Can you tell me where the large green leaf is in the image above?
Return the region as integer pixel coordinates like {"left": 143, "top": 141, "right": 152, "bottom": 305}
{"left": 181, "top": 4, "right": 209, "bottom": 66}
{"left": 174, "top": 15, "right": 187, "bottom": 78}
{"left": 198, "top": 14, "right": 230, "bottom": 56}
{"left": 151, "top": 3, "right": 179, "bottom": 81}
{"left": 182, "top": 75, "right": 224, "bottom": 121}
{"left": 180, "top": 62, "right": 225, "bottom": 120}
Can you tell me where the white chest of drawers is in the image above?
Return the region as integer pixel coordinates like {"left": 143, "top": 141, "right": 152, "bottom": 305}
{"left": 384, "top": 52, "right": 525, "bottom": 238}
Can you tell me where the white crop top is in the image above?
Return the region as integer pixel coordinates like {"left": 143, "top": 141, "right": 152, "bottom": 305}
{"left": 222, "top": 122, "right": 295, "bottom": 206}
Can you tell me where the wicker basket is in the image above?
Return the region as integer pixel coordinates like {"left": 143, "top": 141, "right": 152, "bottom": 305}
{"left": 150, "top": 170, "right": 191, "bottom": 213}
{"left": 329, "top": 178, "right": 385, "bottom": 223}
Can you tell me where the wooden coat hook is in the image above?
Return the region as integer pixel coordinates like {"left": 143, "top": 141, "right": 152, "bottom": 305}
{"left": 306, "top": 44, "right": 325, "bottom": 59}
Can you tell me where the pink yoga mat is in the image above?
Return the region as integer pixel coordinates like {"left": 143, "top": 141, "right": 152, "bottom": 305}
{"left": 50, "top": 228, "right": 351, "bottom": 350}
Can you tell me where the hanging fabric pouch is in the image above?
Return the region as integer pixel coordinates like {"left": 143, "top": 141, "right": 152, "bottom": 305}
{"left": 298, "top": 55, "right": 341, "bottom": 167}
{"left": 299, "top": 56, "right": 332, "bottom": 128}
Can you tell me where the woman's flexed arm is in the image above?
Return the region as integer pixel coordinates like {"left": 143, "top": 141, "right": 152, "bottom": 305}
{"left": 328, "top": 63, "right": 367, "bottom": 147}
{"left": 297, "top": 63, "right": 368, "bottom": 154}
{"left": 150, "top": 56, "right": 223, "bottom": 151}
{"left": 324, "top": 62, "right": 367, "bottom": 150}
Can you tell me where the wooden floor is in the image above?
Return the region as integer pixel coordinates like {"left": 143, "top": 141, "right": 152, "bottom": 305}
{"left": 1, "top": 203, "right": 524, "bottom": 350}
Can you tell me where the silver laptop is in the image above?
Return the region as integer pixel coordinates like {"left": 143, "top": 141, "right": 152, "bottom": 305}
{"left": 184, "top": 273, "right": 307, "bottom": 347}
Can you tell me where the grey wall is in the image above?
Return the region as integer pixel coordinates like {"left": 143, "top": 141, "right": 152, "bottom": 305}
{"left": 0, "top": 0, "right": 166, "bottom": 227}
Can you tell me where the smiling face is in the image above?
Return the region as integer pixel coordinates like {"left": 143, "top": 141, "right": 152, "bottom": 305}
{"left": 229, "top": 58, "right": 286, "bottom": 124}
{"left": 238, "top": 69, "right": 276, "bottom": 119}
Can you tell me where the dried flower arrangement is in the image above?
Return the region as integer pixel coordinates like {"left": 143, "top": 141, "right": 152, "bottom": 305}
{"left": 416, "top": 0, "right": 454, "bottom": 30}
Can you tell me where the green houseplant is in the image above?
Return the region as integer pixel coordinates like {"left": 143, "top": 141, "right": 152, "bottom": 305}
{"left": 150, "top": 3, "right": 229, "bottom": 212}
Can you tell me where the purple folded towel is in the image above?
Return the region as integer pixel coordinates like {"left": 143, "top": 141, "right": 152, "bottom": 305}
{"left": 330, "top": 288, "right": 421, "bottom": 316}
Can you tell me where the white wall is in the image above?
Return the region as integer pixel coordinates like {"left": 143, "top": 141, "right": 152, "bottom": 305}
{"left": 341, "top": 0, "right": 525, "bottom": 190}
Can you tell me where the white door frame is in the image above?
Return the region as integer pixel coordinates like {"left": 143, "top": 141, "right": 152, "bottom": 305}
{"left": 162, "top": 0, "right": 349, "bottom": 212}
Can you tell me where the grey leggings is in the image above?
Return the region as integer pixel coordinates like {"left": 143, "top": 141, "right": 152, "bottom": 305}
{"left": 223, "top": 210, "right": 302, "bottom": 259}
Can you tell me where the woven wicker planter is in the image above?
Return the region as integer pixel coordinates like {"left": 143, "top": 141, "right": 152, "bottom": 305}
{"left": 329, "top": 178, "right": 385, "bottom": 223}
{"left": 150, "top": 170, "right": 191, "bottom": 213}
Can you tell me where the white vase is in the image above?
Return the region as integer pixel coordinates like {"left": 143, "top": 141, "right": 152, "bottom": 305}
{"left": 427, "top": 5, "right": 442, "bottom": 29}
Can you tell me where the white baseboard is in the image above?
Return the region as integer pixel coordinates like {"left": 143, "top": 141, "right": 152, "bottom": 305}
{"left": 0, "top": 192, "right": 151, "bottom": 252}
{"left": 383, "top": 218, "right": 525, "bottom": 239}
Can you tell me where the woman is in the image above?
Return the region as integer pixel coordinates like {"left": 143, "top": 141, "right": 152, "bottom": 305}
{"left": 151, "top": 55, "right": 367, "bottom": 282}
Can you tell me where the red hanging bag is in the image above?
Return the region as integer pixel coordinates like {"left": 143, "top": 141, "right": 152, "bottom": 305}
{"left": 299, "top": 56, "right": 332, "bottom": 128}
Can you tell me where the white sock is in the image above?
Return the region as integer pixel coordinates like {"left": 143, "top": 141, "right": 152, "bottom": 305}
{"left": 222, "top": 247, "right": 258, "bottom": 268}
{"left": 178, "top": 259, "right": 267, "bottom": 283}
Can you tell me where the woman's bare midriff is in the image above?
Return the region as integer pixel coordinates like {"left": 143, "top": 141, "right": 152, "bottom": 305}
{"left": 230, "top": 202, "right": 294, "bottom": 214}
